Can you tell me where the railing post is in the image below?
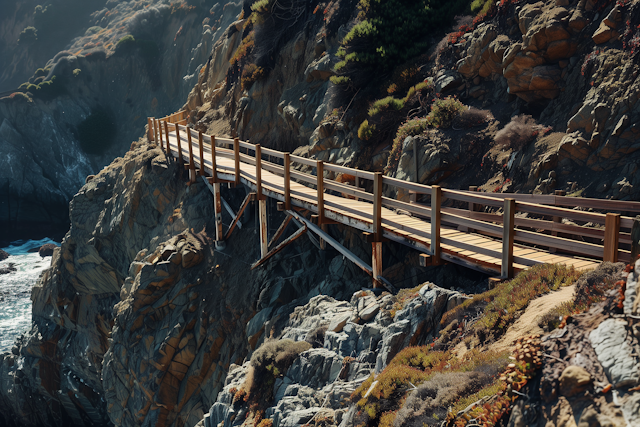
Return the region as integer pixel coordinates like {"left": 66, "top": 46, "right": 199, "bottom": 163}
{"left": 154, "top": 119, "right": 160, "bottom": 149}
{"left": 175, "top": 125, "right": 184, "bottom": 167}
{"left": 164, "top": 121, "right": 170, "bottom": 157}
{"left": 355, "top": 176, "right": 360, "bottom": 201}
{"left": 210, "top": 135, "right": 217, "bottom": 183}
{"left": 234, "top": 137, "right": 240, "bottom": 187}
{"left": 550, "top": 190, "right": 566, "bottom": 253}
{"left": 372, "top": 172, "right": 383, "bottom": 288}
{"left": 198, "top": 132, "right": 205, "bottom": 176}
{"left": 212, "top": 181, "right": 225, "bottom": 249}
{"left": 502, "top": 198, "right": 515, "bottom": 279}
{"left": 284, "top": 153, "right": 291, "bottom": 211}
{"left": 147, "top": 118, "right": 153, "bottom": 141}
{"left": 603, "top": 213, "right": 620, "bottom": 262}
{"left": 255, "top": 144, "right": 263, "bottom": 199}
{"left": 373, "top": 173, "right": 382, "bottom": 241}
{"left": 317, "top": 161, "right": 324, "bottom": 224}
{"left": 187, "top": 128, "right": 195, "bottom": 183}
{"left": 468, "top": 186, "right": 477, "bottom": 212}
{"left": 431, "top": 185, "right": 442, "bottom": 264}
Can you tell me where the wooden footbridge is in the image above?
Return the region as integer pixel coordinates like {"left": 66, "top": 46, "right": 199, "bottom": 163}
{"left": 147, "top": 112, "right": 640, "bottom": 287}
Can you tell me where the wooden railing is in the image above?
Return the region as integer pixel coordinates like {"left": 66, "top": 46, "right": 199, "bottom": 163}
{"left": 148, "top": 112, "right": 638, "bottom": 278}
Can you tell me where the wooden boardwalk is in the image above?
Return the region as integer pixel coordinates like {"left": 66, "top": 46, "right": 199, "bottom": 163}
{"left": 148, "top": 113, "right": 640, "bottom": 284}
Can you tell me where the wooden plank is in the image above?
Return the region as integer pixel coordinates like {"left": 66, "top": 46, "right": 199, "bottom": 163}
{"left": 382, "top": 196, "right": 432, "bottom": 218}
{"left": 317, "top": 161, "right": 325, "bottom": 225}
{"left": 516, "top": 201, "right": 605, "bottom": 225}
{"left": 502, "top": 198, "right": 515, "bottom": 279}
{"left": 323, "top": 163, "right": 376, "bottom": 180}
{"left": 373, "top": 172, "right": 382, "bottom": 241}
{"left": 603, "top": 213, "right": 620, "bottom": 262}
{"left": 234, "top": 137, "right": 240, "bottom": 186}
{"left": 431, "top": 185, "right": 442, "bottom": 264}
{"left": 290, "top": 154, "right": 316, "bottom": 167}
{"left": 514, "top": 229, "right": 603, "bottom": 258}
{"left": 631, "top": 216, "right": 640, "bottom": 261}
{"left": 383, "top": 176, "right": 432, "bottom": 196}
{"left": 324, "top": 180, "right": 374, "bottom": 202}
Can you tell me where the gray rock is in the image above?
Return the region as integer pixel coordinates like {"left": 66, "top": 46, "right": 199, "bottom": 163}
{"left": 589, "top": 318, "right": 640, "bottom": 387}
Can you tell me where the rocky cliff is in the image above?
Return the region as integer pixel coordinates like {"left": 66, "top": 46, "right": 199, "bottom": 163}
{"left": 1, "top": 137, "right": 459, "bottom": 427}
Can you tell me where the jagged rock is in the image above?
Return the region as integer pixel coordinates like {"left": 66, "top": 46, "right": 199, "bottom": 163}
{"left": 559, "top": 365, "right": 592, "bottom": 397}
{"left": 38, "top": 243, "right": 58, "bottom": 257}
{"left": 0, "top": 249, "right": 8, "bottom": 260}
{"left": 592, "top": 21, "right": 615, "bottom": 45}
{"left": 558, "top": 132, "right": 592, "bottom": 164}
{"left": 589, "top": 318, "right": 640, "bottom": 387}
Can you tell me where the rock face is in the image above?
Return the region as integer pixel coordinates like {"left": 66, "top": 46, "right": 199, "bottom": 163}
{"left": 0, "top": 0, "right": 242, "bottom": 235}
{"left": 206, "top": 285, "right": 469, "bottom": 427}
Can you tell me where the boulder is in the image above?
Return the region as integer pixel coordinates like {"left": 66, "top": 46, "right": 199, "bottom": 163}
{"left": 592, "top": 21, "right": 614, "bottom": 45}
{"left": 559, "top": 365, "right": 592, "bottom": 397}
{"left": 38, "top": 243, "right": 58, "bottom": 257}
{"left": 0, "top": 249, "right": 8, "bottom": 261}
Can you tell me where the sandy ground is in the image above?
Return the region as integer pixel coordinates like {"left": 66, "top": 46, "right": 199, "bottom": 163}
{"left": 454, "top": 284, "right": 576, "bottom": 357}
{"left": 491, "top": 284, "right": 576, "bottom": 353}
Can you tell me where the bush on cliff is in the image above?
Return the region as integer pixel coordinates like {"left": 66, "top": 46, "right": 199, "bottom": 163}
{"left": 332, "top": 0, "right": 470, "bottom": 89}
{"left": 244, "top": 339, "right": 311, "bottom": 403}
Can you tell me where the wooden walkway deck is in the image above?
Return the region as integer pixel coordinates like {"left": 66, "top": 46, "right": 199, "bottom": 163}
{"left": 147, "top": 113, "right": 640, "bottom": 283}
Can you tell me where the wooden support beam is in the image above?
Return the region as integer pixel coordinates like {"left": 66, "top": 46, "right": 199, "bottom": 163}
{"left": 502, "top": 198, "right": 516, "bottom": 279}
{"left": 268, "top": 215, "right": 292, "bottom": 249}
{"left": 175, "top": 125, "right": 184, "bottom": 167}
{"left": 603, "top": 212, "right": 620, "bottom": 262}
{"left": 252, "top": 225, "right": 307, "bottom": 269}
{"left": 164, "top": 121, "right": 170, "bottom": 157}
{"left": 431, "top": 185, "right": 442, "bottom": 264}
{"left": 198, "top": 131, "right": 205, "bottom": 176}
{"left": 317, "top": 161, "right": 325, "bottom": 225}
{"left": 211, "top": 181, "right": 224, "bottom": 247}
{"left": 284, "top": 153, "right": 291, "bottom": 210}
{"left": 372, "top": 241, "right": 382, "bottom": 288}
{"left": 234, "top": 137, "right": 240, "bottom": 187}
{"left": 286, "top": 210, "right": 397, "bottom": 293}
{"left": 311, "top": 215, "right": 339, "bottom": 225}
{"left": 210, "top": 135, "right": 217, "bottom": 183}
{"left": 255, "top": 144, "right": 263, "bottom": 199}
{"left": 319, "top": 223, "right": 328, "bottom": 250}
{"left": 355, "top": 176, "right": 360, "bottom": 201}
{"left": 258, "top": 198, "right": 268, "bottom": 258}
{"left": 373, "top": 172, "right": 382, "bottom": 241}
{"left": 224, "top": 192, "right": 255, "bottom": 239}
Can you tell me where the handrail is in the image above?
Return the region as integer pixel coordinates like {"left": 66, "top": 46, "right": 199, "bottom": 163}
{"left": 148, "top": 114, "right": 633, "bottom": 277}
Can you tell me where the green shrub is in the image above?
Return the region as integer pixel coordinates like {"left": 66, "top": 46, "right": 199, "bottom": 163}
{"left": 30, "top": 76, "right": 66, "bottom": 100}
{"left": 18, "top": 27, "right": 38, "bottom": 44}
{"left": 34, "top": 67, "right": 49, "bottom": 78}
{"left": 116, "top": 35, "right": 136, "bottom": 51}
{"left": 330, "top": 76, "right": 351, "bottom": 85}
{"left": 73, "top": 69, "right": 81, "bottom": 77}
{"left": 85, "top": 26, "right": 103, "bottom": 35}
{"left": 333, "top": 0, "right": 470, "bottom": 88}
{"left": 368, "top": 96, "right": 405, "bottom": 117}
{"left": 358, "top": 120, "right": 376, "bottom": 140}
{"left": 425, "top": 96, "right": 465, "bottom": 128}
{"left": 230, "top": 32, "right": 255, "bottom": 66}
{"left": 76, "top": 107, "right": 117, "bottom": 155}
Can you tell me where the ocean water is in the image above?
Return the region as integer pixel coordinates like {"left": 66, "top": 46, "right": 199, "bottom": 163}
{"left": 0, "top": 238, "right": 58, "bottom": 353}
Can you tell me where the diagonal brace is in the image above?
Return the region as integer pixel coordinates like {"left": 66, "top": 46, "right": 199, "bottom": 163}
{"left": 225, "top": 192, "right": 256, "bottom": 239}
{"left": 251, "top": 224, "right": 307, "bottom": 270}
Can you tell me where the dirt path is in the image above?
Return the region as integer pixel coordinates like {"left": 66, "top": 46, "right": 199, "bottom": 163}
{"left": 490, "top": 284, "right": 576, "bottom": 353}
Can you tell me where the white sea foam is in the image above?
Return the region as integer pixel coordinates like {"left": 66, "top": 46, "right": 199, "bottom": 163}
{"left": 0, "top": 238, "right": 58, "bottom": 352}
